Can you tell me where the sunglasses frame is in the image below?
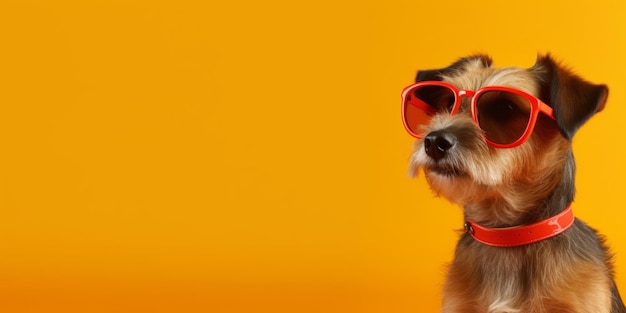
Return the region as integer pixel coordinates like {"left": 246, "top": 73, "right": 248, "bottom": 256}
{"left": 401, "top": 81, "right": 555, "bottom": 149}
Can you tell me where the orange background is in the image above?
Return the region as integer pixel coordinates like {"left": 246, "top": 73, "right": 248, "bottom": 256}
{"left": 1, "top": 0, "right": 625, "bottom": 312}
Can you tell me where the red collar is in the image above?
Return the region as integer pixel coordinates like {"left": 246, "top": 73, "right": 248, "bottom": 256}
{"left": 464, "top": 204, "right": 574, "bottom": 247}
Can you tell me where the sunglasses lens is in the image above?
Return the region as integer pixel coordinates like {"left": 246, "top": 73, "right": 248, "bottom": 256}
{"left": 475, "top": 90, "right": 532, "bottom": 145}
{"left": 403, "top": 85, "right": 456, "bottom": 137}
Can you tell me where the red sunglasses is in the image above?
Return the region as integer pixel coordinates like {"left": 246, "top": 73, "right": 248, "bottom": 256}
{"left": 401, "top": 81, "right": 555, "bottom": 149}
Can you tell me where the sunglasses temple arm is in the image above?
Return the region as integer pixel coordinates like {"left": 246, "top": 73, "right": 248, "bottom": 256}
{"left": 538, "top": 101, "right": 555, "bottom": 119}
{"left": 408, "top": 97, "right": 438, "bottom": 115}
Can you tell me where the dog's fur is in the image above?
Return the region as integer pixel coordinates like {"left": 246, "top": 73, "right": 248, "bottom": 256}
{"left": 407, "top": 54, "right": 625, "bottom": 313}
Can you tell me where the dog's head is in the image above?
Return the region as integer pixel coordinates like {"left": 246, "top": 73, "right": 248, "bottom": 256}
{"left": 405, "top": 55, "right": 608, "bottom": 225}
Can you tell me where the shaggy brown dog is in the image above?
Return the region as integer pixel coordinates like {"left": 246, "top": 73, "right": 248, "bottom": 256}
{"left": 402, "top": 55, "right": 625, "bottom": 313}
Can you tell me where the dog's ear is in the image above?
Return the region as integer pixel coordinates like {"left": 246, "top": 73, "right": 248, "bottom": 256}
{"left": 532, "top": 54, "right": 608, "bottom": 139}
{"left": 415, "top": 69, "right": 443, "bottom": 82}
{"left": 415, "top": 55, "right": 493, "bottom": 83}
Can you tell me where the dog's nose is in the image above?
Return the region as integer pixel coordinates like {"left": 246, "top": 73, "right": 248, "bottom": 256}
{"left": 424, "top": 131, "right": 457, "bottom": 160}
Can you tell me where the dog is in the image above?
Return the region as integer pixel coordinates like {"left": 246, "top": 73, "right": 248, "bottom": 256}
{"left": 402, "top": 54, "right": 625, "bottom": 313}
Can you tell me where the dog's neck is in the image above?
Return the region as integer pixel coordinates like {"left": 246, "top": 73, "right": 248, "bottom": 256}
{"left": 463, "top": 149, "right": 576, "bottom": 228}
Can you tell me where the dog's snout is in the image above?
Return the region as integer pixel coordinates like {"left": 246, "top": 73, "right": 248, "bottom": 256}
{"left": 424, "top": 131, "right": 457, "bottom": 160}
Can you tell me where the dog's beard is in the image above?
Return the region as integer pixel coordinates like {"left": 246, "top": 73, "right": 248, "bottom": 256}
{"left": 409, "top": 150, "right": 479, "bottom": 204}
{"left": 408, "top": 139, "right": 516, "bottom": 205}
{"left": 409, "top": 133, "right": 564, "bottom": 226}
